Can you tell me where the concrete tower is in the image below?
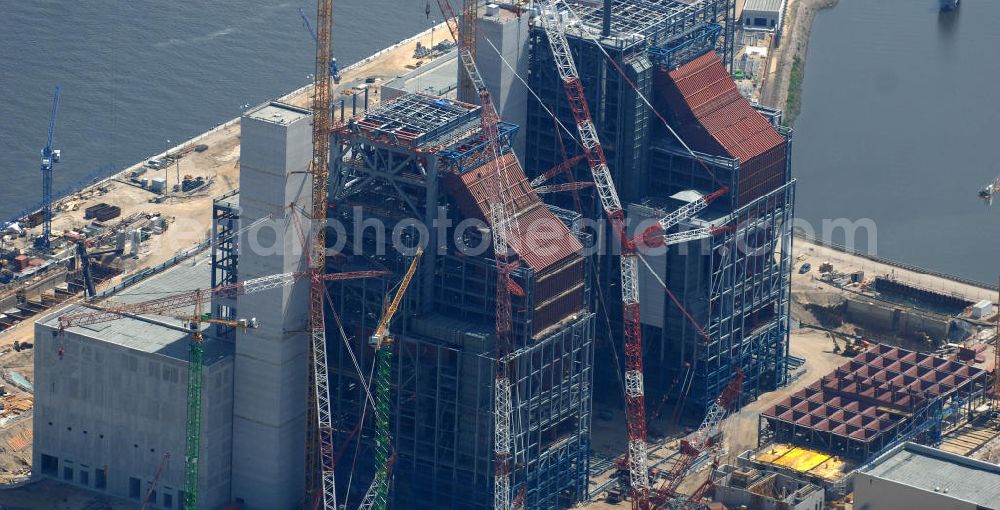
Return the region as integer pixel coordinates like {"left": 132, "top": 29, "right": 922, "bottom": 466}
{"left": 463, "top": 4, "right": 529, "bottom": 160}
{"left": 230, "top": 102, "right": 313, "bottom": 509}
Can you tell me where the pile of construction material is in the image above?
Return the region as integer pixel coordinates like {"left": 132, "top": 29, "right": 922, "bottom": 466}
{"left": 83, "top": 203, "right": 121, "bottom": 222}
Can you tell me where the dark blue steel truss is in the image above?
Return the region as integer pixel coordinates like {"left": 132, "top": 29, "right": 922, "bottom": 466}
{"left": 648, "top": 23, "right": 723, "bottom": 70}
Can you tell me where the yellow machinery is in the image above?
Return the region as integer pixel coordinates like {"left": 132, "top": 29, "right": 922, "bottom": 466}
{"left": 359, "top": 247, "right": 423, "bottom": 510}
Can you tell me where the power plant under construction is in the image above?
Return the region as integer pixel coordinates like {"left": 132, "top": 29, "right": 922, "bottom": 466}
{"left": 3, "top": 1, "right": 998, "bottom": 510}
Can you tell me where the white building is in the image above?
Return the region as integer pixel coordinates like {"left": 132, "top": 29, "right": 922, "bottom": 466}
{"left": 854, "top": 442, "right": 1000, "bottom": 510}
{"left": 34, "top": 258, "right": 234, "bottom": 510}
{"left": 742, "top": 0, "right": 786, "bottom": 31}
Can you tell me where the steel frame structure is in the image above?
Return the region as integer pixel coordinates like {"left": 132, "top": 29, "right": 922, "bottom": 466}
{"left": 525, "top": 0, "right": 735, "bottom": 202}
{"left": 324, "top": 96, "right": 595, "bottom": 509}
{"left": 210, "top": 191, "right": 240, "bottom": 340}
{"left": 633, "top": 109, "right": 793, "bottom": 418}
{"left": 758, "top": 345, "right": 990, "bottom": 464}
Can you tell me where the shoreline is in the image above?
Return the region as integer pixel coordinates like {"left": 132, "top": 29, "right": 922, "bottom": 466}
{"left": 761, "top": 0, "right": 839, "bottom": 124}
{"left": 2, "top": 23, "right": 447, "bottom": 229}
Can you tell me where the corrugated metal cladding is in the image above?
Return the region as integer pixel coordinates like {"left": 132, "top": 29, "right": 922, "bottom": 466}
{"left": 743, "top": 0, "right": 785, "bottom": 14}
{"left": 655, "top": 52, "right": 787, "bottom": 207}
{"left": 532, "top": 256, "right": 586, "bottom": 335}
{"left": 445, "top": 153, "right": 583, "bottom": 272}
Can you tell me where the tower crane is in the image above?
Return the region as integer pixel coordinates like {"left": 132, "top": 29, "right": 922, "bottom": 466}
{"left": 36, "top": 86, "right": 62, "bottom": 251}
{"left": 648, "top": 371, "right": 743, "bottom": 507}
{"left": 357, "top": 248, "right": 424, "bottom": 510}
{"left": 534, "top": 4, "right": 654, "bottom": 506}
{"left": 299, "top": 7, "right": 342, "bottom": 84}
{"left": 304, "top": 0, "right": 338, "bottom": 507}
{"left": 57, "top": 269, "right": 386, "bottom": 510}
{"left": 140, "top": 453, "right": 171, "bottom": 510}
{"left": 437, "top": 2, "right": 523, "bottom": 508}
{"left": 534, "top": 2, "right": 734, "bottom": 507}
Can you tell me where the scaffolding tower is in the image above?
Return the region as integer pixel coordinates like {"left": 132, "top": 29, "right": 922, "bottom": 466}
{"left": 210, "top": 190, "right": 240, "bottom": 340}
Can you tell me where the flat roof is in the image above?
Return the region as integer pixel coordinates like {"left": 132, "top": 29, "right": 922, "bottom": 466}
{"left": 862, "top": 442, "right": 1000, "bottom": 507}
{"left": 743, "top": 0, "right": 785, "bottom": 14}
{"left": 42, "top": 256, "right": 232, "bottom": 364}
{"left": 383, "top": 51, "right": 458, "bottom": 98}
{"left": 245, "top": 101, "right": 312, "bottom": 126}
{"left": 214, "top": 189, "right": 240, "bottom": 211}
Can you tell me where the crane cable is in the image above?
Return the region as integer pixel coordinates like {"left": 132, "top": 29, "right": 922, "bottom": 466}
{"left": 554, "top": 0, "right": 726, "bottom": 187}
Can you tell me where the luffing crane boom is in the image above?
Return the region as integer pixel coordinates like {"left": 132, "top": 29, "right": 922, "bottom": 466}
{"left": 649, "top": 371, "right": 743, "bottom": 507}
{"left": 358, "top": 248, "right": 424, "bottom": 510}
{"left": 534, "top": 4, "right": 652, "bottom": 506}
{"left": 36, "top": 86, "right": 61, "bottom": 251}
{"left": 57, "top": 270, "right": 388, "bottom": 329}
{"left": 437, "top": 2, "right": 520, "bottom": 508}
{"left": 370, "top": 248, "right": 424, "bottom": 347}
{"left": 299, "top": 7, "right": 341, "bottom": 83}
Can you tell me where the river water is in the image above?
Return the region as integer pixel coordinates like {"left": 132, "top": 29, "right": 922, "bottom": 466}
{"left": 791, "top": 0, "right": 1000, "bottom": 284}
{"left": 4, "top": 0, "right": 999, "bottom": 283}
{"left": 0, "top": 0, "right": 437, "bottom": 222}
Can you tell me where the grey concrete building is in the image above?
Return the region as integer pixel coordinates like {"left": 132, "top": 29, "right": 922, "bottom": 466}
{"left": 382, "top": 50, "right": 459, "bottom": 101}
{"left": 712, "top": 463, "right": 825, "bottom": 510}
{"left": 33, "top": 258, "right": 234, "bottom": 510}
{"left": 854, "top": 442, "right": 1000, "bottom": 510}
{"left": 229, "top": 101, "right": 313, "bottom": 509}
{"left": 464, "top": 4, "right": 529, "bottom": 160}
{"left": 742, "top": 0, "right": 785, "bottom": 31}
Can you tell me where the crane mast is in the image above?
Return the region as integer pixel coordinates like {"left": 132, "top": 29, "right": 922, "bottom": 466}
{"left": 437, "top": 2, "right": 519, "bottom": 508}
{"left": 534, "top": 3, "right": 652, "bottom": 506}
{"left": 305, "top": 0, "right": 337, "bottom": 507}
{"left": 37, "top": 86, "right": 61, "bottom": 251}
{"left": 358, "top": 248, "right": 425, "bottom": 510}
{"left": 459, "top": 0, "right": 479, "bottom": 102}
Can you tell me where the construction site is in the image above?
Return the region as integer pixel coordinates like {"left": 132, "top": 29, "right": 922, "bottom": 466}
{"left": 0, "top": 1, "right": 998, "bottom": 510}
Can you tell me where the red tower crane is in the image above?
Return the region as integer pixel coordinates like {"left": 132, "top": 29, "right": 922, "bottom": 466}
{"left": 535, "top": 2, "right": 732, "bottom": 508}
{"left": 437, "top": 2, "right": 524, "bottom": 508}
{"left": 649, "top": 371, "right": 743, "bottom": 507}
{"left": 305, "top": 0, "right": 337, "bottom": 507}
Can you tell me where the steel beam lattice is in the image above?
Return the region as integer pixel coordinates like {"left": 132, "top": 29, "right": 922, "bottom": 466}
{"left": 535, "top": 4, "right": 652, "bottom": 507}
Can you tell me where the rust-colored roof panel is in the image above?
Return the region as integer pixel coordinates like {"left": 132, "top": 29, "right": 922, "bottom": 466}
{"left": 658, "top": 52, "right": 784, "bottom": 163}
{"left": 445, "top": 153, "right": 583, "bottom": 272}
{"left": 761, "top": 345, "right": 988, "bottom": 446}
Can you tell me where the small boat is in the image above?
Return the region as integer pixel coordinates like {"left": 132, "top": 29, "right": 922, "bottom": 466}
{"left": 939, "top": 0, "right": 959, "bottom": 11}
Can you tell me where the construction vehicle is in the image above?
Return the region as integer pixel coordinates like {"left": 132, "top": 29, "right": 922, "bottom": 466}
{"left": 358, "top": 248, "right": 424, "bottom": 510}
{"left": 35, "top": 86, "right": 61, "bottom": 251}
{"left": 58, "top": 269, "right": 386, "bottom": 510}
{"left": 831, "top": 334, "right": 864, "bottom": 357}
